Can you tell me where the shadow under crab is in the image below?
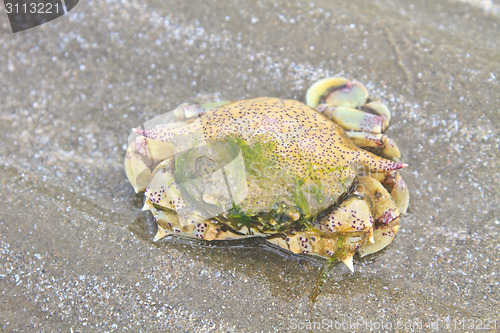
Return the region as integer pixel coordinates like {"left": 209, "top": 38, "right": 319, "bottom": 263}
{"left": 124, "top": 77, "right": 409, "bottom": 277}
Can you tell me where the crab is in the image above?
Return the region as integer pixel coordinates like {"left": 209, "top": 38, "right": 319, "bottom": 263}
{"left": 124, "top": 77, "right": 409, "bottom": 272}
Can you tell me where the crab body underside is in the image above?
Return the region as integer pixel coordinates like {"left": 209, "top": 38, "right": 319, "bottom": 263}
{"left": 125, "top": 78, "right": 409, "bottom": 271}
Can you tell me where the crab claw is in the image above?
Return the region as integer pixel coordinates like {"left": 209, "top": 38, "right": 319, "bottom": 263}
{"left": 362, "top": 101, "right": 391, "bottom": 132}
{"left": 306, "top": 77, "right": 369, "bottom": 108}
{"left": 124, "top": 140, "right": 153, "bottom": 193}
{"left": 316, "top": 104, "right": 385, "bottom": 133}
{"left": 124, "top": 135, "right": 175, "bottom": 193}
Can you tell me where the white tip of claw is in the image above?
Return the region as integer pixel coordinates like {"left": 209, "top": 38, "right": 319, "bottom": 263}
{"left": 342, "top": 256, "right": 354, "bottom": 272}
{"left": 142, "top": 201, "right": 150, "bottom": 211}
{"left": 153, "top": 226, "right": 168, "bottom": 242}
{"left": 370, "top": 233, "right": 375, "bottom": 243}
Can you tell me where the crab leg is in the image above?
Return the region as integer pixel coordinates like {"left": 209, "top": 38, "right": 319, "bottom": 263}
{"left": 383, "top": 172, "right": 409, "bottom": 214}
{"left": 267, "top": 196, "right": 375, "bottom": 272}
{"left": 346, "top": 131, "right": 401, "bottom": 160}
{"left": 368, "top": 171, "right": 410, "bottom": 215}
{"left": 357, "top": 177, "right": 400, "bottom": 224}
{"left": 149, "top": 205, "right": 241, "bottom": 242}
{"left": 355, "top": 176, "right": 402, "bottom": 257}
{"left": 316, "top": 196, "right": 375, "bottom": 271}
{"left": 267, "top": 231, "right": 366, "bottom": 273}
{"left": 358, "top": 218, "right": 400, "bottom": 257}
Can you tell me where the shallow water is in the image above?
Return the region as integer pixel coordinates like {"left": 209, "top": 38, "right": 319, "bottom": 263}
{"left": 1, "top": 0, "right": 498, "bottom": 331}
